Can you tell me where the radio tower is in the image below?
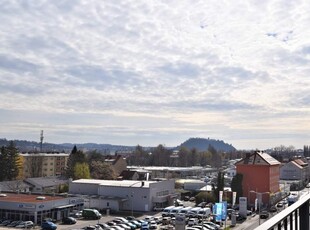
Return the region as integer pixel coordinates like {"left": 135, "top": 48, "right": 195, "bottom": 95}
{"left": 40, "top": 130, "right": 44, "bottom": 152}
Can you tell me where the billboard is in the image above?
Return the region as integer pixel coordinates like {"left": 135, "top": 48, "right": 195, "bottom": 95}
{"left": 213, "top": 201, "right": 227, "bottom": 222}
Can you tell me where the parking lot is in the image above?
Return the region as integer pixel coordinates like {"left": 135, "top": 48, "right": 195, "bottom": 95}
{"left": 0, "top": 196, "right": 294, "bottom": 230}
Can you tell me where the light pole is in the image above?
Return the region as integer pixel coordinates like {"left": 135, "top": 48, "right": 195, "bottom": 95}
{"left": 131, "top": 191, "right": 134, "bottom": 217}
{"left": 249, "top": 191, "right": 269, "bottom": 225}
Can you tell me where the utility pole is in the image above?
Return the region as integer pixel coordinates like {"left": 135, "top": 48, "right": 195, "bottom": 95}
{"left": 40, "top": 130, "right": 44, "bottom": 152}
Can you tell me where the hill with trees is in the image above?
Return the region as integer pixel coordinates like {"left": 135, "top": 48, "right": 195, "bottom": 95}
{"left": 179, "top": 137, "right": 236, "bottom": 152}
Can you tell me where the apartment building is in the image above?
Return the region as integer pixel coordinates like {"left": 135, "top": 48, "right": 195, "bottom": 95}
{"left": 20, "top": 152, "right": 69, "bottom": 178}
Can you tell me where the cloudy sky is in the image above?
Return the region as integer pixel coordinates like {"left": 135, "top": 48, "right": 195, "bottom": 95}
{"left": 0, "top": 0, "right": 309, "bottom": 150}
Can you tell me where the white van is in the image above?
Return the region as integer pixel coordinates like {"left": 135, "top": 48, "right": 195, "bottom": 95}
{"left": 187, "top": 207, "right": 202, "bottom": 218}
{"left": 197, "top": 207, "right": 211, "bottom": 219}
{"left": 169, "top": 206, "right": 184, "bottom": 217}
{"left": 161, "top": 206, "right": 175, "bottom": 217}
{"left": 178, "top": 206, "right": 193, "bottom": 216}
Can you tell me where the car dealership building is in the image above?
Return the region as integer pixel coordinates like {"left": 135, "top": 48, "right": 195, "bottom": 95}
{"left": 0, "top": 192, "right": 84, "bottom": 224}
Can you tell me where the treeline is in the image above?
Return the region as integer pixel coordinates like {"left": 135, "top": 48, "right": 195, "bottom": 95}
{"left": 66, "top": 145, "right": 117, "bottom": 180}
{"left": 126, "top": 144, "right": 240, "bottom": 168}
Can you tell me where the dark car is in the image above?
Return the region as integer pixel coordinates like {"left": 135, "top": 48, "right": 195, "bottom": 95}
{"left": 41, "top": 221, "right": 57, "bottom": 230}
{"left": 62, "top": 217, "right": 77, "bottom": 224}
{"left": 260, "top": 211, "right": 269, "bottom": 219}
{"left": 269, "top": 206, "right": 277, "bottom": 213}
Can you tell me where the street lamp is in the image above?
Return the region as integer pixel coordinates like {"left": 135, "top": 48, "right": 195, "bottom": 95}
{"left": 131, "top": 191, "right": 134, "bottom": 216}
{"left": 249, "top": 191, "right": 270, "bottom": 225}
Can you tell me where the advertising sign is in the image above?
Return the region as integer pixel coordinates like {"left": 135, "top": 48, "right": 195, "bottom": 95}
{"left": 232, "top": 192, "right": 236, "bottom": 206}
{"left": 219, "top": 191, "right": 223, "bottom": 203}
{"left": 239, "top": 197, "right": 247, "bottom": 217}
{"left": 214, "top": 203, "right": 223, "bottom": 222}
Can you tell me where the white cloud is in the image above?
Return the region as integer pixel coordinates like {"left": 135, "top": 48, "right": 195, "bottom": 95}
{"left": 0, "top": 0, "right": 309, "bottom": 150}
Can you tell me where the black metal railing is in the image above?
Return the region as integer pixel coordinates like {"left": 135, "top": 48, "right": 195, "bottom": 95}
{"left": 256, "top": 193, "right": 310, "bottom": 230}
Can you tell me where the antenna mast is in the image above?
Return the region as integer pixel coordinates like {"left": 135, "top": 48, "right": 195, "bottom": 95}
{"left": 40, "top": 130, "right": 44, "bottom": 152}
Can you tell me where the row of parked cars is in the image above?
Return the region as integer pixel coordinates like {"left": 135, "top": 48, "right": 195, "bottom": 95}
{"left": 83, "top": 216, "right": 159, "bottom": 230}
{"left": 161, "top": 206, "right": 211, "bottom": 219}
{"left": 0, "top": 219, "right": 34, "bottom": 228}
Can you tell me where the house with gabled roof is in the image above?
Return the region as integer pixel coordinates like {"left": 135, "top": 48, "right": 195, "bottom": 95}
{"left": 280, "top": 158, "right": 309, "bottom": 184}
{"left": 104, "top": 155, "right": 127, "bottom": 177}
{"left": 235, "top": 151, "right": 281, "bottom": 206}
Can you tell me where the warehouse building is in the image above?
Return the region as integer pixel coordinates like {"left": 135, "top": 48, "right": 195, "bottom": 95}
{"left": 69, "top": 179, "right": 177, "bottom": 212}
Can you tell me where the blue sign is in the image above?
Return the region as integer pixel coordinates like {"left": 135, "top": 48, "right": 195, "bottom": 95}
{"left": 213, "top": 202, "right": 227, "bottom": 221}
{"left": 213, "top": 203, "right": 223, "bottom": 221}
{"left": 222, "top": 201, "right": 227, "bottom": 220}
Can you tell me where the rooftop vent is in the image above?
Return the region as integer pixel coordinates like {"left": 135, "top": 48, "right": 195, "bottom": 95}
{"left": 36, "top": 196, "right": 46, "bottom": 200}
{"left": 0, "top": 194, "right": 7, "bottom": 197}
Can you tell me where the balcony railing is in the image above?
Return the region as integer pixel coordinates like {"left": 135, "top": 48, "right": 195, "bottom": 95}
{"left": 256, "top": 192, "right": 310, "bottom": 230}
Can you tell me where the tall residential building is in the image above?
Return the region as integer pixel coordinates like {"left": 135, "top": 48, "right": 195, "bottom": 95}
{"left": 20, "top": 152, "right": 69, "bottom": 178}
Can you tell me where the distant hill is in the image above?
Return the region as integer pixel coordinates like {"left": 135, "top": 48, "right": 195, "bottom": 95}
{"left": 0, "top": 137, "right": 236, "bottom": 154}
{"left": 0, "top": 138, "right": 137, "bottom": 154}
{"left": 179, "top": 137, "right": 236, "bottom": 152}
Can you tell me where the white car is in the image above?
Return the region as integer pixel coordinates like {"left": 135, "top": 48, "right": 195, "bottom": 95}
{"left": 149, "top": 220, "right": 157, "bottom": 229}
{"left": 187, "top": 218, "right": 199, "bottom": 226}
{"left": 15, "top": 221, "right": 34, "bottom": 228}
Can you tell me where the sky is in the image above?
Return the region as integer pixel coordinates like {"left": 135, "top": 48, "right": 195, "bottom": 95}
{"left": 0, "top": 0, "right": 309, "bottom": 150}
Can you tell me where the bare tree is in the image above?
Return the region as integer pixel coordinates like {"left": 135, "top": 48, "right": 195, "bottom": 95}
{"left": 24, "top": 155, "right": 43, "bottom": 178}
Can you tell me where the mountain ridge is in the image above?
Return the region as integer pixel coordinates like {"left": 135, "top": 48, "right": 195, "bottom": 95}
{"left": 0, "top": 137, "right": 236, "bottom": 153}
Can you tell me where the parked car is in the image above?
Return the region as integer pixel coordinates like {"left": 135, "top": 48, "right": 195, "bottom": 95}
{"left": 41, "top": 221, "right": 57, "bottom": 230}
{"left": 74, "top": 210, "right": 83, "bottom": 218}
{"left": 149, "top": 220, "right": 157, "bottom": 229}
{"left": 141, "top": 221, "right": 149, "bottom": 230}
{"left": 153, "top": 206, "right": 164, "bottom": 211}
{"left": 153, "top": 216, "right": 162, "bottom": 224}
{"left": 260, "top": 211, "right": 269, "bottom": 219}
{"left": 130, "top": 220, "right": 141, "bottom": 228}
{"left": 144, "top": 216, "right": 153, "bottom": 223}
{"left": 269, "top": 206, "right": 277, "bottom": 213}
{"left": 118, "top": 223, "right": 131, "bottom": 230}
{"left": 126, "top": 216, "right": 136, "bottom": 221}
{"left": 162, "top": 217, "right": 171, "bottom": 225}
{"left": 62, "top": 217, "right": 77, "bottom": 224}
{"left": 188, "top": 218, "right": 199, "bottom": 226}
{"left": 277, "top": 202, "right": 284, "bottom": 208}
{"left": 0, "top": 220, "right": 12, "bottom": 226}
{"left": 16, "top": 221, "right": 34, "bottom": 228}
{"left": 203, "top": 221, "right": 220, "bottom": 230}
{"left": 98, "top": 223, "right": 110, "bottom": 229}
{"left": 124, "top": 222, "right": 136, "bottom": 230}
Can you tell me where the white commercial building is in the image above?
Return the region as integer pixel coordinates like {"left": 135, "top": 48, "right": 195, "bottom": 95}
{"left": 69, "top": 179, "right": 176, "bottom": 212}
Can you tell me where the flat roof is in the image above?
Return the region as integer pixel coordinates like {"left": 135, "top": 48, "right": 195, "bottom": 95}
{"left": 72, "top": 179, "right": 159, "bottom": 188}
{"left": 127, "top": 166, "right": 215, "bottom": 172}
{"left": 0, "top": 193, "right": 65, "bottom": 203}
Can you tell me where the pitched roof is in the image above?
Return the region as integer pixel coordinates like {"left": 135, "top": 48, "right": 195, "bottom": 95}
{"left": 289, "top": 161, "right": 303, "bottom": 169}
{"left": 25, "top": 176, "right": 68, "bottom": 188}
{"left": 293, "top": 159, "right": 308, "bottom": 167}
{"left": 119, "top": 170, "right": 137, "bottom": 180}
{"left": 236, "top": 151, "right": 280, "bottom": 166}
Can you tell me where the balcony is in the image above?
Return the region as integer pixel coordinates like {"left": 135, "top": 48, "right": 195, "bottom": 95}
{"left": 256, "top": 192, "right": 310, "bottom": 229}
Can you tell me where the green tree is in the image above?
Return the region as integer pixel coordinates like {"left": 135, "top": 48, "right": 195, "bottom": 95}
{"left": 66, "top": 146, "right": 87, "bottom": 178}
{"left": 178, "top": 147, "right": 190, "bottom": 167}
{"left": 231, "top": 173, "right": 243, "bottom": 202}
{"left": 0, "top": 141, "right": 21, "bottom": 181}
{"left": 208, "top": 145, "right": 222, "bottom": 168}
{"left": 73, "top": 162, "right": 91, "bottom": 179}
{"left": 90, "top": 161, "right": 116, "bottom": 180}
{"left": 212, "top": 171, "right": 225, "bottom": 202}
